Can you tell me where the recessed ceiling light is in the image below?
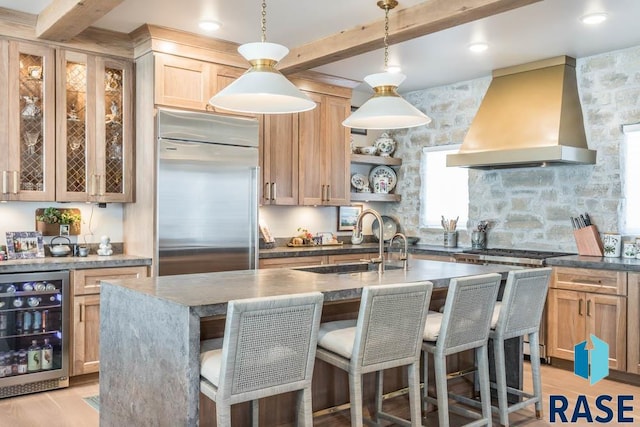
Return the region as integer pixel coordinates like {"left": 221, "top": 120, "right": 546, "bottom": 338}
{"left": 468, "top": 42, "right": 488, "bottom": 53}
{"left": 386, "top": 65, "right": 402, "bottom": 74}
{"left": 580, "top": 13, "right": 608, "bottom": 25}
{"left": 199, "top": 20, "right": 221, "bottom": 32}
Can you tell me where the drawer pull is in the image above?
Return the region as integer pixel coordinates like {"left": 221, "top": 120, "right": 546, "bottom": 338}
{"left": 80, "top": 303, "right": 85, "bottom": 323}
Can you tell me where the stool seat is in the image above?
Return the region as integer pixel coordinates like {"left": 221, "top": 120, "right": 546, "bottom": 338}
{"left": 199, "top": 292, "right": 324, "bottom": 427}
{"left": 316, "top": 282, "right": 433, "bottom": 427}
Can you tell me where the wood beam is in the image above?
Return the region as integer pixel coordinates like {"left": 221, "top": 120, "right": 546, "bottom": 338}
{"left": 36, "top": 0, "right": 125, "bottom": 42}
{"left": 279, "top": 0, "right": 542, "bottom": 74}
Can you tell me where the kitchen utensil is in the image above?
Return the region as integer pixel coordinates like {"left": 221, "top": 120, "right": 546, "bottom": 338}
{"left": 371, "top": 215, "right": 400, "bottom": 242}
{"left": 49, "top": 236, "right": 72, "bottom": 257}
{"left": 369, "top": 165, "right": 397, "bottom": 192}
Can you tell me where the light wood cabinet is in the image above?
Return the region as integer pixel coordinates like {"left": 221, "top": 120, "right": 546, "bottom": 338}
{"left": 262, "top": 114, "right": 299, "bottom": 205}
{"left": 259, "top": 253, "right": 378, "bottom": 269}
{"left": 56, "top": 50, "right": 134, "bottom": 202}
{"left": 154, "top": 53, "right": 216, "bottom": 111}
{"left": 1, "top": 40, "right": 56, "bottom": 201}
{"left": 70, "top": 266, "right": 148, "bottom": 376}
{"left": 627, "top": 272, "right": 640, "bottom": 374}
{"left": 298, "top": 92, "right": 350, "bottom": 206}
{"left": 547, "top": 267, "right": 627, "bottom": 371}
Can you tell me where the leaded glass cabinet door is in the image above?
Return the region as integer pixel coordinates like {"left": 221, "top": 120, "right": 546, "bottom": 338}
{"left": 7, "top": 41, "right": 56, "bottom": 201}
{"left": 56, "top": 50, "right": 94, "bottom": 202}
{"left": 94, "top": 57, "right": 133, "bottom": 203}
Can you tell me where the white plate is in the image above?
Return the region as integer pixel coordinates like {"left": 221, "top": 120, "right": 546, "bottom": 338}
{"left": 371, "top": 215, "right": 401, "bottom": 241}
{"left": 369, "top": 166, "right": 397, "bottom": 192}
{"left": 351, "top": 173, "right": 369, "bottom": 191}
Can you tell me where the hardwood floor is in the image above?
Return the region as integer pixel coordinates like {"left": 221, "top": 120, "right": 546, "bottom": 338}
{"left": 0, "top": 363, "right": 638, "bottom": 426}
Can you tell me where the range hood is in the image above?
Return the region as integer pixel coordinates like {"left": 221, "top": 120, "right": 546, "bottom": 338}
{"left": 447, "top": 56, "right": 596, "bottom": 169}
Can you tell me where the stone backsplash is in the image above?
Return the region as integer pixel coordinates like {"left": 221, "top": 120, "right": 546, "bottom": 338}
{"left": 380, "top": 45, "right": 640, "bottom": 252}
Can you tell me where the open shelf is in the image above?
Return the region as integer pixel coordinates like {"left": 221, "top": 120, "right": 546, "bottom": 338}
{"left": 350, "top": 154, "right": 402, "bottom": 166}
{"left": 350, "top": 192, "right": 401, "bottom": 202}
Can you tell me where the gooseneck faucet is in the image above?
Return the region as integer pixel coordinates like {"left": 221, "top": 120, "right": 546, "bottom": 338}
{"left": 355, "top": 208, "right": 385, "bottom": 273}
{"left": 389, "top": 232, "right": 409, "bottom": 270}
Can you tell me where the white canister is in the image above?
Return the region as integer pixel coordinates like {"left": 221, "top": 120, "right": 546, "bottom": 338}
{"left": 622, "top": 242, "right": 637, "bottom": 258}
{"left": 602, "top": 233, "right": 622, "bottom": 258}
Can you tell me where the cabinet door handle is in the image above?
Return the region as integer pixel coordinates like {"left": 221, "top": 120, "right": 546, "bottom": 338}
{"left": 272, "top": 183, "right": 277, "bottom": 201}
{"left": 99, "top": 175, "right": 105, "bottom": 196}
{"left": 90, "top": 175, "right": 97, "bottom": 196}
{"left": 2, "top": 171, "right": 7, "bottom": 194}
{"left": 79, "top": 303, "right": 85, "bottom": 323}
{"left": 264, "top": 182, "right": 271, "bottom": 200}
{"left": 326, "top": 184, "right": 331, "bottom": 201}
{"left": 587, "top": 299, "right": 591, "bottom": 317}
{"left": 578, "top": 299, "right": 583, "bottom": 316}
{"left": 12, "top": 171, "right": 18, "bottom": 194}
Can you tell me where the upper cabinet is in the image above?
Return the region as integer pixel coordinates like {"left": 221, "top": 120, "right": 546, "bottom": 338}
{"left": 56, "top": 50, "right": 134, "bottom": 203}
{"left": 1, "top": 41, "right": 56, "bottom": 201}
{"left": 298, "top": 92, "right": 350, "bottom": 206}
{"left": 262, "top": 114, "right": 299, "bottom": 205}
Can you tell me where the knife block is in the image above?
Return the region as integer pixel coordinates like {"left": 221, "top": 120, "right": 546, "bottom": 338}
{"left": 573, "top": 225, "right": 604, "bottom": 256}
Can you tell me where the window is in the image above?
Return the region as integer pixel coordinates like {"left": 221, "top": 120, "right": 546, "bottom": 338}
{"left": 420, "top": 145, "right": 469, "bottom": 229}
{"left": 622, "top": 124, "right": 640, "bottom": 234}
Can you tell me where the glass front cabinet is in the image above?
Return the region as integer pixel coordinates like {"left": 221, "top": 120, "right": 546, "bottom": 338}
{"left": 1, "top": 41, "right": 56, "bottom": 202}
{"left": 56, "top": 50, "right": 133, "bottom": 203}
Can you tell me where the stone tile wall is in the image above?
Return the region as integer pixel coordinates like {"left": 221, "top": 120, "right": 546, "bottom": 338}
{"left": 381, "top": 45, "right": 640, "bottom": 252}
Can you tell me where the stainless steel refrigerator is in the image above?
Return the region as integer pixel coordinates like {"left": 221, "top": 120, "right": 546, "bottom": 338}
{"left": 156, "top": 109, "right": 259, "bottom": 276}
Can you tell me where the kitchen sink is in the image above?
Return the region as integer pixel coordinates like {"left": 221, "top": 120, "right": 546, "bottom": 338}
{"left": 294, "top": 261, "right": 403, "bottom": 274}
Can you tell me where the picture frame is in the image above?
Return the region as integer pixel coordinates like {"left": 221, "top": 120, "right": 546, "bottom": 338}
{"left": 337, "top": 204, "right": 363, "bottom": 231}
{"left": 5, "top": 231, "right": 45, "bottom": 259}
{"left": 349, "top": 107, "right": 367, "bottom": 135}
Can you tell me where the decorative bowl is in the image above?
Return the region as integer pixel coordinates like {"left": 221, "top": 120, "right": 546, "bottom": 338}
{"left": 359, "top": 145, "right": 378, "bottom": 155}
{"left": 374, "top": 132, "right": 396, "bottom": 157}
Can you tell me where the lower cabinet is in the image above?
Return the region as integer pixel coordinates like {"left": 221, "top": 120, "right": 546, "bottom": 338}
{"left": 259, "top": 253, "right": 377, "bottom": 269}
{"left": 628, "top": 273, "right": 640, "bottom": 374}
{"left": 547, "top": 267, "right": 627, "bottom": 371}
{"left": 70, "top": 266, "right": 148, "bottom": 376}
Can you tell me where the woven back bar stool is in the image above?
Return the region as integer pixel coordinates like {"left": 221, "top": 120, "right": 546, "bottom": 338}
{"left": 315, "top": 282, "right": 433, "bottom": 427}
{"left": 199, "top": 292, "right": 324, "bottom": 427}
{"left": 422, "top": 273, "right": 502, "bottom": 427}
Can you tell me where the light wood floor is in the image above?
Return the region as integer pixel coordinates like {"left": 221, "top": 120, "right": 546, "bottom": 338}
{"left": 0, "top": 363, "right": 638, "bottom": 427}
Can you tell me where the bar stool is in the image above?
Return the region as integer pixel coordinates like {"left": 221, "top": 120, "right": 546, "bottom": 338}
{"left": 422, "top": 273, "right": 502, "bottom": 427}
{"left": 315, "top": 282, "right": 433, "bottom": 427}
{"left": 199, "top": 292, "right": 324, "bottom": 427}
{"left": 488, "top": 267, "right": 552, "bottom": 426}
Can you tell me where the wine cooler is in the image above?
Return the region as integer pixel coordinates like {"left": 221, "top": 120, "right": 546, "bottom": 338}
{"left": 0, "top": 271, "right": 69, "bottom": 398}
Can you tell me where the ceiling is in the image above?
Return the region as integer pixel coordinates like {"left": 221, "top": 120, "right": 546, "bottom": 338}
{"left": 2, "top": 0, "right": 640, "bottom": 94}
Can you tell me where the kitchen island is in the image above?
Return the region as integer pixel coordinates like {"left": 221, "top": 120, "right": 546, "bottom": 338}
{"left": 99, "top": 260, "right": 519, "bottom": 426}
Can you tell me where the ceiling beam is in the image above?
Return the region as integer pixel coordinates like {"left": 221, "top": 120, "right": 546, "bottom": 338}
{"left": 279, "top": 0, "right": 542, "bottom": 74}
{"left": 36, "top": 0, "right": 125, "bottom": 42}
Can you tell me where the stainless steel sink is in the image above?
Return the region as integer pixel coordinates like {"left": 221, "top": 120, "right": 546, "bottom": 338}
{"left": 294, "top": 262, "right": 403, "bottom": 275}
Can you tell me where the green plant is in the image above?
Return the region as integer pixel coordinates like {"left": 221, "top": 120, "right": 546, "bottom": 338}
{"left": 36, "top": 208, "right": 81, "bottom": 225}
{"left": 36, "top": 207, "right": 61, "bottom": 224}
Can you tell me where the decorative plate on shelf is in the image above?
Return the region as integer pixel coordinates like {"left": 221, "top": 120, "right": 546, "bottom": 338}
{"left": 369, "top": 165, "right": 397, "bottom": 192}
{"left": 351, "top": 173, "right": 369, "bottom": 192}
{"left": 371, "top": 215, "right": 401, "bottom": 242}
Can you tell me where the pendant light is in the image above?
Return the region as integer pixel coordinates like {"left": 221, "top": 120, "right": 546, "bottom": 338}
{"left": 343, "top": 0, "right": 431, "bottom": 129}
{"left": 209, "top": 0, "right": 316, "bottom": 114}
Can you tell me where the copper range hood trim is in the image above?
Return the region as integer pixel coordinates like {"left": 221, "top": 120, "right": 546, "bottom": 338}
{"left": 447, "top": 56, "right": 596, "bottom": 169}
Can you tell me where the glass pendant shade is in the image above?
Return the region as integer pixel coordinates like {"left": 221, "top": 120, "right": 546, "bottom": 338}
{"left": 343, "top": 72, "right": 431, "bottom": 129}
{"left": 209, "top": 42, "right": 316, "bottom": 114}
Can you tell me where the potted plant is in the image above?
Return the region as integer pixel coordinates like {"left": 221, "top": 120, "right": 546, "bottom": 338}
{"left": 35, "top": 207, "right": 82, "bottom": 236}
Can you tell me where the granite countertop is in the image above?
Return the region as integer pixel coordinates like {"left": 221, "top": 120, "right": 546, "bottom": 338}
{"left": 259, "top": 242, "right": 466, "bottom": 258}
{"left": 546, "top": 255, "right": 640, "bottom": 272}
{"left": 103, "top": 259, "right": 516, "bottom": 317}
{"left": 0, "top": 254, "right": 152, "bottom": 274}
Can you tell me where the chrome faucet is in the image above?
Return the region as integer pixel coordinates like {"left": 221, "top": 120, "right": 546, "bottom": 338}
{"left": 389, "top": 232, "right": 409, "bottom": 270}
{"left": 355, "top": 208, "right": 385, "bottom": 273}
